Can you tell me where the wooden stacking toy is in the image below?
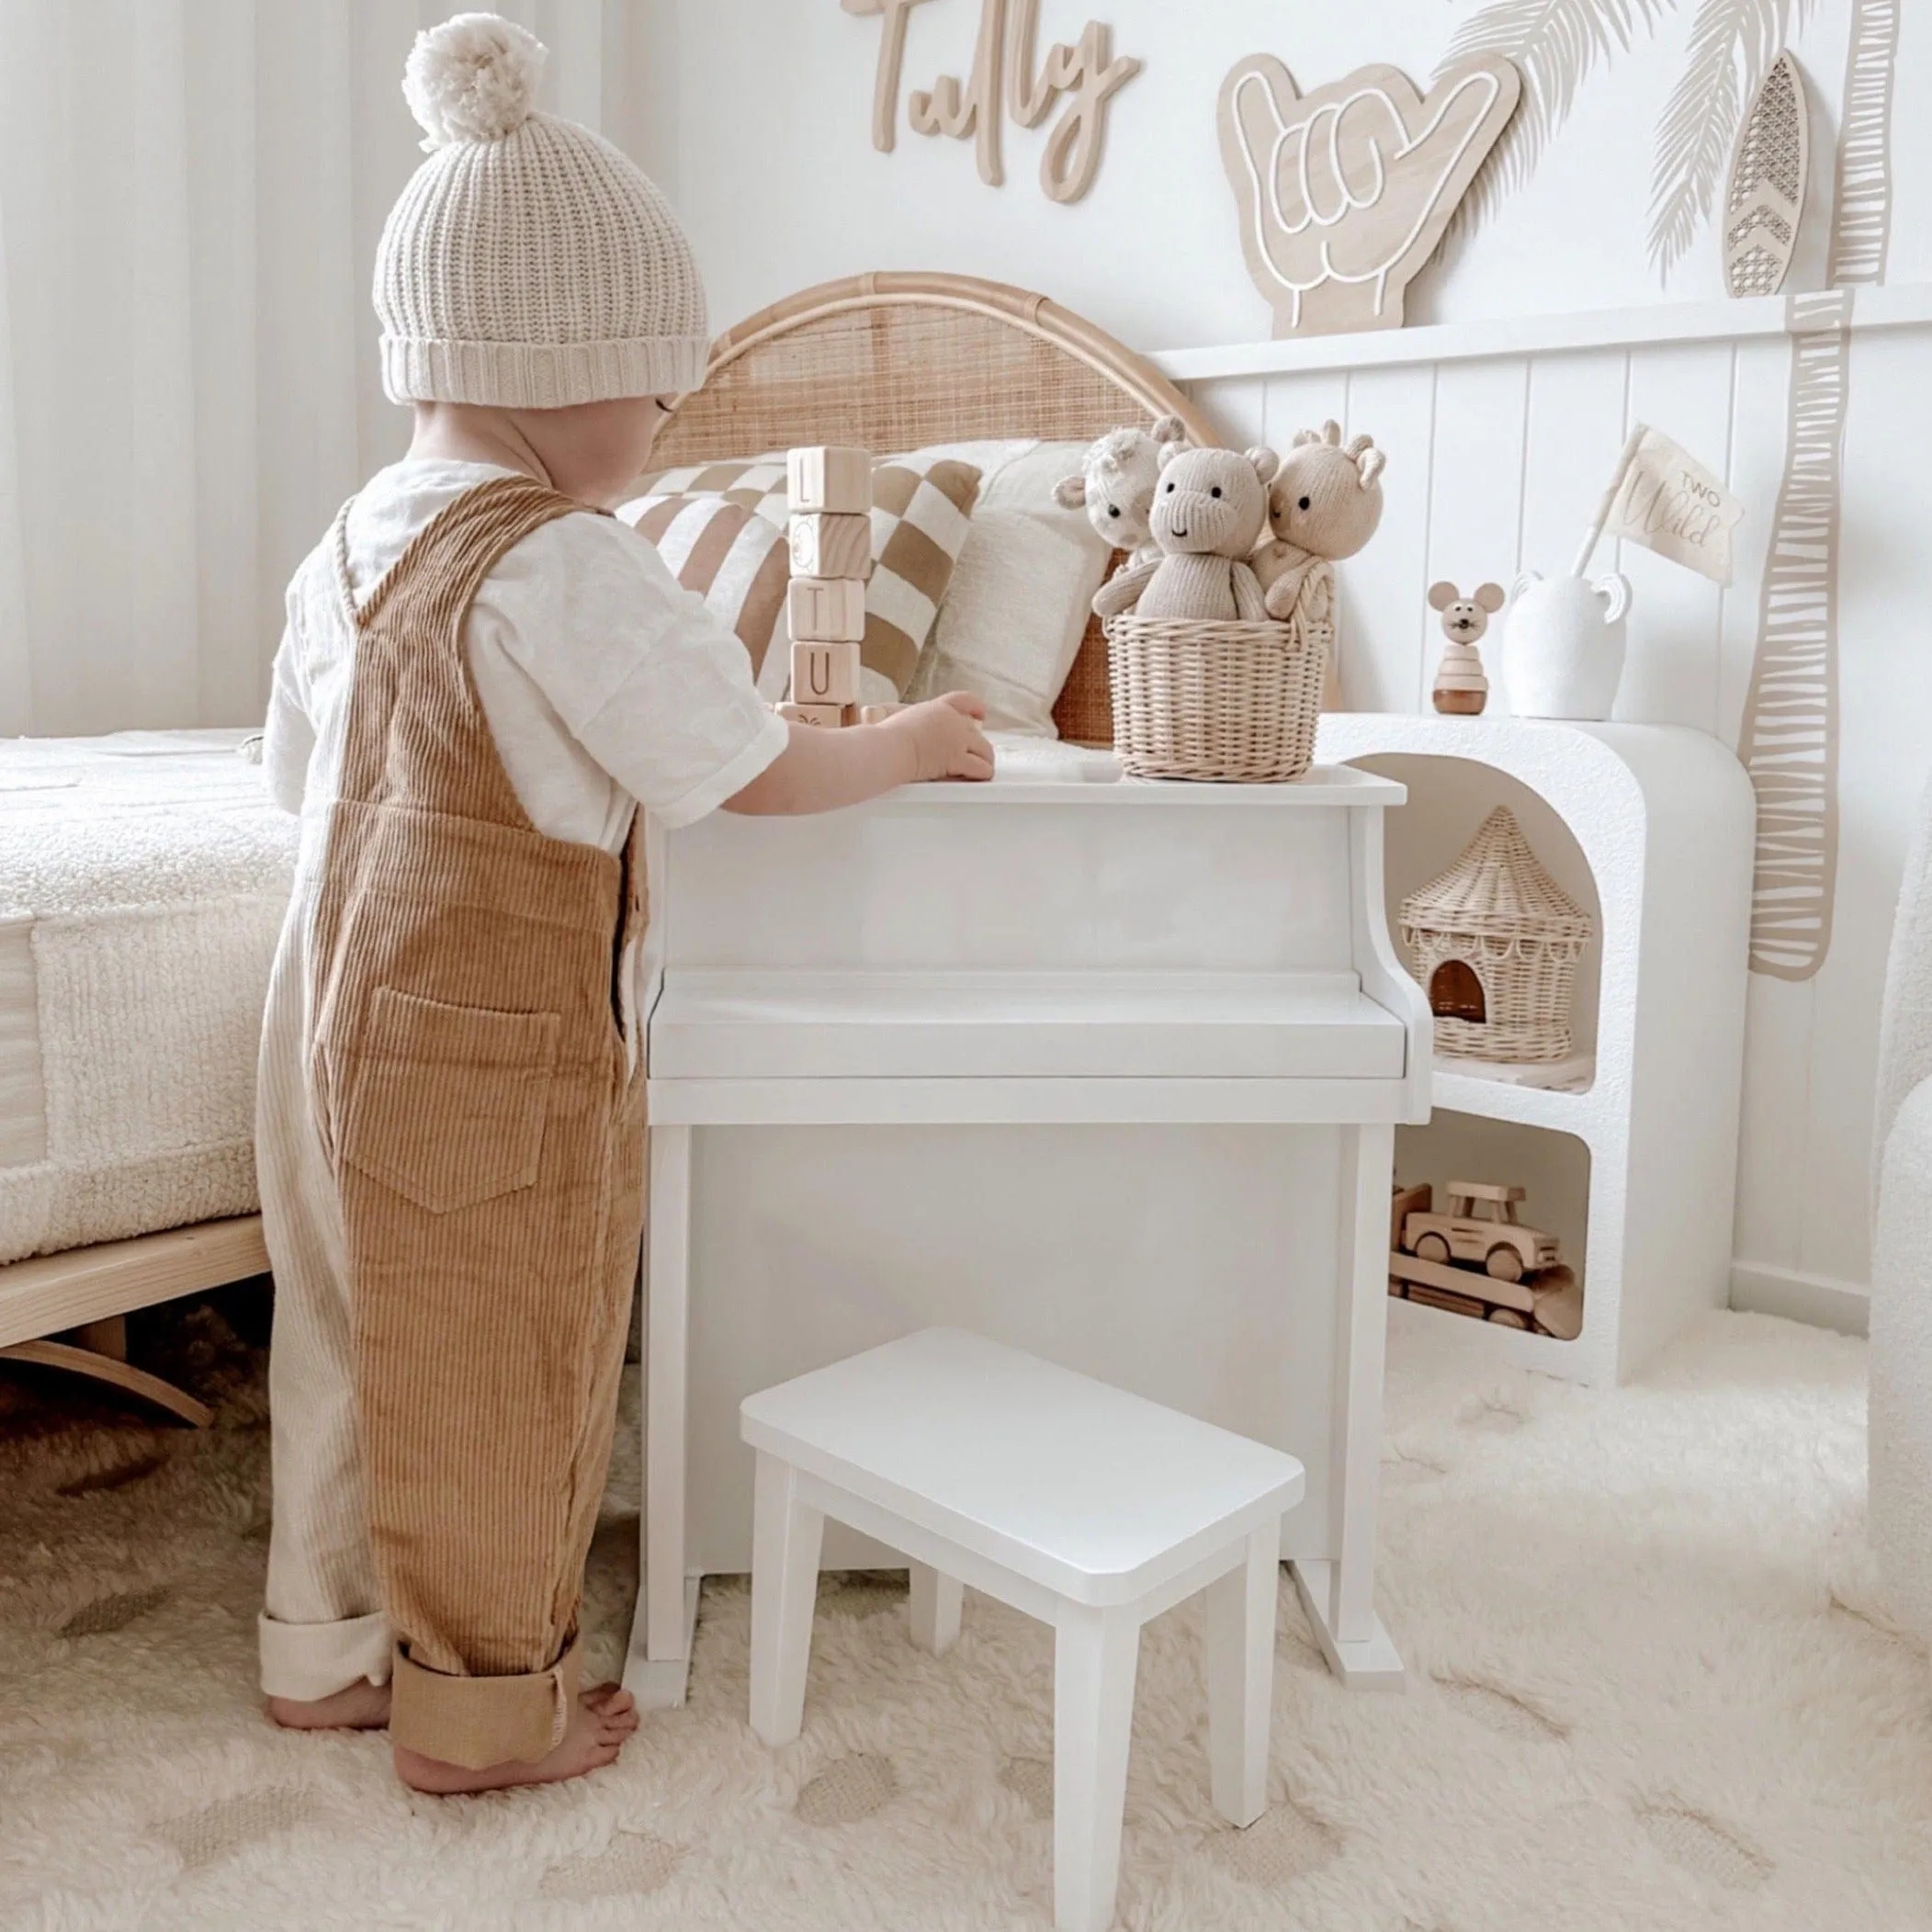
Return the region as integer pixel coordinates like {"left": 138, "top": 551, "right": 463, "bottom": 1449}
{"left": 1428, "top": 581, "right": 1503, "bottom": 717}
{"left": 778, "top": 446, "right": 891, "bottom": 729}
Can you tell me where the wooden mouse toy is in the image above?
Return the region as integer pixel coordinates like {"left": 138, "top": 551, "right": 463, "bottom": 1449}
{"left": 1429, "top": 581, "right": 1505, "bottom": 715}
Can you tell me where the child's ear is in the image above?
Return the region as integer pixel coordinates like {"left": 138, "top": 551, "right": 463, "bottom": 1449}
{"left": 1428, "top": 582, "right": 1460, "bottom": 613}
{"left": 1248, "top": 447, "right": 1282, "bottom": 485}
{"left": 1054, "top": 477, "right": 1089, "bottom": 510}
{"left": 1475, "top": 582, "right": 1507, "bottom": 613}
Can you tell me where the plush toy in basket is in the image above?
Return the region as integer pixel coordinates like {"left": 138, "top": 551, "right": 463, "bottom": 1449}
{"left": 1088, "top": 440, "right": 1346, "bottom": 784}
{"left": 1253, "top": 421, "right": 1386, "bottom": 628}
{"left": 1090, "top": 445, "right": 1279, "bottom": 623}
{"left": 1053, "top": 417, "right": 1190, "bottom": 570}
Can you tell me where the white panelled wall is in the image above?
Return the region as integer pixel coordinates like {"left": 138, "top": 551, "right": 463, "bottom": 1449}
{"left": 1170, "top": 301, "right": 1932, "bottom": 1321}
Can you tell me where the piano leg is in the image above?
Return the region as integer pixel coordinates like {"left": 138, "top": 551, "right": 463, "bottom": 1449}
{"left": 1289, "top": 1122, "right": 1405, "bottom": 1691}
{"left": 625, "top": 1122, "right": 697, "bottom": 1710}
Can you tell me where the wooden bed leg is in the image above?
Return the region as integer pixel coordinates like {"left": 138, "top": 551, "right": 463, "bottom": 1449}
{"left": 0, "top": 1339, "right": 213, "bottom": 1428}
{"left": 72, "top": 1315, "right": 128, "bottom": 1361}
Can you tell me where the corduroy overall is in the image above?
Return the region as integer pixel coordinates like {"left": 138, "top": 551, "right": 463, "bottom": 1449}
{"left": 308, "top": 476, "right": 647, "bottom": 1768}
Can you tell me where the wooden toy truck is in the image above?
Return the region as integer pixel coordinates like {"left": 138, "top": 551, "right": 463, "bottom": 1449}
{"left": 1401, "top": 1181, "right": 1558, "bottom": 1284}
{"left": 1386, "top": 1180, "right": 1584, "bottom": 1339}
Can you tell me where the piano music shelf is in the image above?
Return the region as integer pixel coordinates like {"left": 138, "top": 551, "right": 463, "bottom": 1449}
{"left": 1317, "top": 714, "right": 1756, "bottom": 1387}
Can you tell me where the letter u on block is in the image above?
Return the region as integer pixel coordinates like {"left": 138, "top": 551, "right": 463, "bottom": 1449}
{"left": 792, "top": 639, "right": 863, "bottom": 706}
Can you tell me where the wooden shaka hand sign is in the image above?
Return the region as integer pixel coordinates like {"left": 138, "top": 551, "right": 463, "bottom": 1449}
{"left": 1218, "top": 54, "right": 1520, "bottom": 339}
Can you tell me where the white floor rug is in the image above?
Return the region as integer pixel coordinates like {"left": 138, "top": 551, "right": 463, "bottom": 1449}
{"left": 3, "top": 1299, "right": 1929, "bottom": 1930}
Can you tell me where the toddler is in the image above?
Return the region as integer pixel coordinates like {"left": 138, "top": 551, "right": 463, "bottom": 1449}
{"left": 255, "top": 13, "right": 991, "bottom": 1796}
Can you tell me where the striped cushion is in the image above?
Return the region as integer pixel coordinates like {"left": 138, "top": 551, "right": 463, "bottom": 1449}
{"left": 622, "top": 497, "right": 794, "bottom": 689}
{"left": 622, "top": 451, "right": 983, "bottom": 695}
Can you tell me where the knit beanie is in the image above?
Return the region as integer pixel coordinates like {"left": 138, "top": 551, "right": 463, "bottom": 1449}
{"left": 373, "top": 13, "right": 709, "bottom": 409}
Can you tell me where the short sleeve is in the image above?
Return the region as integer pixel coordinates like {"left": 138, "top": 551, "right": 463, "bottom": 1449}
{"left": 480, "top": 513, "right": 786, "bottom": 829}
{"left": 263, "top": 589, "right": 314, "bottom": 817}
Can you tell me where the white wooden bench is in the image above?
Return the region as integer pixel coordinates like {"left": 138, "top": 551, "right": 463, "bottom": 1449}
{"left": 741, "top": 1328, "right": 1305, "bottom": 1932}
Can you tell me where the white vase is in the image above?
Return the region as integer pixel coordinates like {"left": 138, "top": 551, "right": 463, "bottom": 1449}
{"left": 1501, "top": 571, "right": 1633, "bottom": 721}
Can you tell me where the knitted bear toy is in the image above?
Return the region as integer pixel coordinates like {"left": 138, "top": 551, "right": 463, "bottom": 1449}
{"left": 1092, "top": 444, "right": 1281, "bottom": 623}
{"left": 1053, "top": 416, "right": 1190, "bottom": 568}
{"left": 1253, "top": 422, "right": 1387, "bottom": 625}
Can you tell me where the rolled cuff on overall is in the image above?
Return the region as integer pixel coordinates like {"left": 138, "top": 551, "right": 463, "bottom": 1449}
{"left": 390, "top": 1635, "right": 581, "bottom": 1768}
{"left": 258, "top": 1609, "right": 393, "bottom": 1702}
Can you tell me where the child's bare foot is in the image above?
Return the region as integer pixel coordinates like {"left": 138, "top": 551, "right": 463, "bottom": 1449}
{"left": 267, "top": 1679, "right": 392, "bottom": 1731}
{"left": 391, "top": 1683, "right": 639, "bottom": 1794}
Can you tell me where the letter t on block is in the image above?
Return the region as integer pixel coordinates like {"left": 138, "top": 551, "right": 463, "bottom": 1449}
{"left": 788, "top": 576, "right": 868, "bottom": 643}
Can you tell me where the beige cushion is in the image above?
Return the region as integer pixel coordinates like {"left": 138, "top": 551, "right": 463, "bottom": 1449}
{"left": 624, "top": 451, "right": 984, "bottom": 698}
{"left": 902, "top": 441, "right": 1115, "bottom": 738}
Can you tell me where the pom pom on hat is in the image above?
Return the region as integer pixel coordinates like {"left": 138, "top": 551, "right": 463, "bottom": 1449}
{"left": 403, "top": 12, "right": 544, "bottom": 151}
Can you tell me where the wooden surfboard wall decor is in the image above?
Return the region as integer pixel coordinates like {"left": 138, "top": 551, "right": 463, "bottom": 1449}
{"left": 1723, "top": 51, "right": 1809, "bottom": 299}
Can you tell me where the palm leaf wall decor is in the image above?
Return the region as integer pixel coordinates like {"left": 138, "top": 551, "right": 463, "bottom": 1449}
{"left": 1646, "top": 0, "right": 1815, "bottom": 279}
{"left": 1439, "top": 0, "right": 1674, "bottom": 232}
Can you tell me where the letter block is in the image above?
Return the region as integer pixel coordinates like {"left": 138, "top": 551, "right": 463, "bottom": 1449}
{"left": 787, "top": 576, "right": 868, "bottom": 643}
{"left": 788, "top": 446, "right": 873, "bottom": 515}
{"left": 779, "top": 702, "right": 853, "bottom": 729}
{"left": 789, "top": 513, "right": 873, "bottom": 582}
{"left": 792, "top": 639, "right": 863, "bottom": 707}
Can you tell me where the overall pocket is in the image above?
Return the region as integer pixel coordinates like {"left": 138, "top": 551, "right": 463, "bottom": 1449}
{"left": 341, "top": 988, "right": 562, "bottom": 1215}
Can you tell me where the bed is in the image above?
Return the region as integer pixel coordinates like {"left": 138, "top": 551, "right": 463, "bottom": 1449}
{"left": 0, "top": 730, "right": 292, "bottom": 1419}
{"left": 0, "top": 272, "right": 1214, "bottom": 1422}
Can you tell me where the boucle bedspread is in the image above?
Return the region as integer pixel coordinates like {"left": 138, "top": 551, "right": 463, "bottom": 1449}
{"left": 0, "top": 731, "right": 296, "bottom": 1264}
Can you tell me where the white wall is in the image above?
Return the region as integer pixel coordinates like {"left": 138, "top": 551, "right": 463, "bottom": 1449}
{"left": 629, "top": 1, "right": 1929, "bottom": 348}
{"left": 635, "top": 0, "right": 1932, "bottom": 1316}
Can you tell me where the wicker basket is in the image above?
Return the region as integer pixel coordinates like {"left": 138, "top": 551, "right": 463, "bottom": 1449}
{"left": 1105, "top": 610, "right": 1329, "bottom": 783}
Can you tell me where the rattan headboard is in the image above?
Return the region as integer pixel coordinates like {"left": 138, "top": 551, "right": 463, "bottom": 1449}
{"left": 653, "top": 273, "right": 1211, "bottom": 745}
{"left": 654, "top": 271, "right": 1215, "bottom": 465}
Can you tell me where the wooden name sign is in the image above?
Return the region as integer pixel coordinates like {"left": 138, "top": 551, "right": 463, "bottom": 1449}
{"left": 843, "top": 0, "right": 1141, "bottom": 204}
{"left": 1218, "top": 54, "right": 1520, "bottom": 338}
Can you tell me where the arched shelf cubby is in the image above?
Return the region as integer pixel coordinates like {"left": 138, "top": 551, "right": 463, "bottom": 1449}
{"left": 1317, "top": 715, "right": 1755, "bottom": 1387}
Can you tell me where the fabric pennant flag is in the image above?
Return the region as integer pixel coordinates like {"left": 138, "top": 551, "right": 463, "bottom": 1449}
{"left": 1598, "top": 424, "right": 1746, "bottom": 585}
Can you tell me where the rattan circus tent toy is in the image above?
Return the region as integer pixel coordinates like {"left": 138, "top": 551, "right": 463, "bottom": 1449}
{"left": 1401, "top": 807, "right": 1595, "bottom": 1065}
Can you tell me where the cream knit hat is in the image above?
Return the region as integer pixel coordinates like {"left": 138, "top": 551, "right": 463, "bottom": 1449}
{"left": 373, "top": 13, "right": 709, "bottom": 409}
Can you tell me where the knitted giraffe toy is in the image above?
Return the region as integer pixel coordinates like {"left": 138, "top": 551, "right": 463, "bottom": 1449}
{"left": 1253, "top": 422, "right": 1387, "bottom": 627}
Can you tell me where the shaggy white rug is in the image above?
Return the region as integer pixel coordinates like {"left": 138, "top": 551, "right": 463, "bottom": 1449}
{"left": 2, "top": 1298, "right": 1928, "bottom": 1931}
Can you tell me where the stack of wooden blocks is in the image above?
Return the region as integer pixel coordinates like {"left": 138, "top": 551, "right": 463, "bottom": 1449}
{"left": 778, "top": 446, "right": 894, "bottom": 729}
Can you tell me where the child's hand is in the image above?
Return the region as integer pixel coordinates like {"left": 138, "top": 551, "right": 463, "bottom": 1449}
{"left": 880, "top": 692, "right": 996, "bottom": 784}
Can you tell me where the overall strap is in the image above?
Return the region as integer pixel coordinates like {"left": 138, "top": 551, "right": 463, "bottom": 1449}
{"left": 335, "top": 476, "right": 591, "bottom": 831}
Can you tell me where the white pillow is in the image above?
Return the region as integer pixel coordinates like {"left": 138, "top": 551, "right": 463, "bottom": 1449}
{"left": 905, "top": 440, "right": 1113, "bottom": 738}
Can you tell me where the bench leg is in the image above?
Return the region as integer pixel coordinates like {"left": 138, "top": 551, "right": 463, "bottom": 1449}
{"left": 749, "top": 1452, "right": 824, "bottom": 1747}
{"left": 908, "top": 1563, "right": 963, "bottom": 1655}
{"left": 1053, "top": 1602, "right": 1139, "bottom": 1932}
{"left": 1203, "top": 1519, "right": 1279, "bottom": 1828}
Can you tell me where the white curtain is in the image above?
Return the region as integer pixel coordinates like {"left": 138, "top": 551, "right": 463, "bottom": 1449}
{"left": 0, "top": 0, "right": 654, "bottom": 738}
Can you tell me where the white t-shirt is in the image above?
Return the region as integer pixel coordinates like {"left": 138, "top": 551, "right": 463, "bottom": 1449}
{"left": 265, "top": 458, "right": 788, "bottom": 845}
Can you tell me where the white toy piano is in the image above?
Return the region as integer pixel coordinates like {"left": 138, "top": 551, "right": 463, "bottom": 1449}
{"left": 624, "top": 740, "right": 1431, "bottom": 1706}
